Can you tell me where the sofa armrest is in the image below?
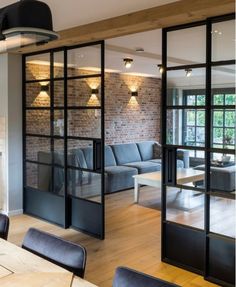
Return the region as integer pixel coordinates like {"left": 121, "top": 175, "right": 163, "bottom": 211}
{"left": 177, "top": 149, "right": 190, "bottom": 168}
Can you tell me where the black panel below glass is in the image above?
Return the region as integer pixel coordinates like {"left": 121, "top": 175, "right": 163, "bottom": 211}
{"left": 164, "top": 222, "right": 204, "bottom": 272}
{"left": 71, "top": 197, "right": 103, "bottom": 238}
{"left": 208, "top": 236, "right": 235, "bottom": 286}
{"left": 24, "top": 188, "right": 65, "bottom": 226}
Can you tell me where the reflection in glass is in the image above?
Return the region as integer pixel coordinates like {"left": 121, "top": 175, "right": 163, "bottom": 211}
{"left": 166, "top": 186, "right": 204, "bottom": 229}
{"left": 167, "top": 25, "right": 206, "bottom": 67}
{"left": 54, "top": 51, "right": 64, "bottom": 78}
{"left": 68, "top": 169, "right": 101, "bottom": 203}
{"left": 67, "top": 140, "right": 93, "bottom": 169}
{"left": 210, "top": 196, "right": 235, "bottom": 238}
{"left": 212, "top": 19, "right": 235, "bottom": 62}
{"left": 26, "top": 137, "right": 51, "bottom": 163}
{"left": 67, "top": 45, "right": 101, "bottom": 77}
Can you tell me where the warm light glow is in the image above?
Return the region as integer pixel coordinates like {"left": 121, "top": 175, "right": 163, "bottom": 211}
{"left": 32, "top": 91, "right": 50, "bottom": 107}
{"left": 127, "top": 96, "right": 140, "bottom": 110}
{"left": 158, "top": 64, "right": 164, "bottom": 74}
{"left": 123, "top": 58, "right": 133, "bottom": 69}
{"left": 87, "top": 94, "right": 100, "bottom": 107}
{"left": 185, "top": 68, "right": 192, "bottom": 77}
{"left": 0, "top": 34, "right": 36, "bottom": 53}
{"left": 86, "top": 78, "right": 100, "bottom": 89}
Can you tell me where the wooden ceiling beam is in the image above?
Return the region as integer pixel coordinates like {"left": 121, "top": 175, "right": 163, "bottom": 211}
{"left": 15, "top": 0, "right": 235, "bottom": 54}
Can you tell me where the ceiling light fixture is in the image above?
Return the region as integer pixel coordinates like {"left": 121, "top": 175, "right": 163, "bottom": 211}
{"left": 185, "top": 68, "right": 192, "bottom": 77}
{"left": 158, "top": 64, "right": 164, "bottom": 74}
{"left": 0, "top": 0, "right": 59, "bottom": 53}
{"left": 135, "top": 48, "right": 144, "bottom": 53}
{"left": 123, "top": 58, "right": 133, "bottom": 69}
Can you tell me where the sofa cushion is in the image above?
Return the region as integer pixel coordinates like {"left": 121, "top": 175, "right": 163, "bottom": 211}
{"left": 105, "top": 166, "right": 138, "bottom": 193}
{"left": 124, "top": 161, "right": 161, "bottom": 174}
{"left": 149, "top": 159, "right": 184, "bottom": 168}
{"left": 137, "top": 141, "right": 156, "bottom": 161}
{"left": 73, "top": 148, "right": 87, "bottom": 169}
{"left": 111, "top": 143, "right": 141, "bottom": 165}
{"left": 105, "top": 146, "right": 117, "bottom": 167}
{"left": 81, "top": 147, "right": 93, "bottom": 170}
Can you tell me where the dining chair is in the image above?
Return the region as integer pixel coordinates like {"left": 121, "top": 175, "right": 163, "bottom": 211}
{"left": 113, "top": 266, "right": 180, "bottom": 287}
{"left": 0, "top": 213, "right": 10, "bottom": 240}
{"left": 22, "top": 228, "right": 87, "bottom": 278}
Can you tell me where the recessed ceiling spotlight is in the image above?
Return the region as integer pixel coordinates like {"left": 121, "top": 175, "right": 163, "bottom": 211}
{"left": 185, "top": 68, "right": 192, "bottom": 77}
{"left": 135, "top": 48, "right": 145, "bottom": 53}
{"left": 123, "top": 58, "right": 133, "bottom": 69}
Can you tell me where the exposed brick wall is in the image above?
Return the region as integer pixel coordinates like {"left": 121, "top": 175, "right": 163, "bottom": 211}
{"left": 25, "top": 63, "right": 161, "bottom": 188}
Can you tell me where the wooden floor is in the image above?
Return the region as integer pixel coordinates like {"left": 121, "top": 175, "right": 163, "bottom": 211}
{"left": 8, "top": 187, "right": 220, "bottom": 287}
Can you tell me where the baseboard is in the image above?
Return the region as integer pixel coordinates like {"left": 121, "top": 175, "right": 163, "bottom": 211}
{"left": 7, "top": 209, "right": 23, "bottom": 216}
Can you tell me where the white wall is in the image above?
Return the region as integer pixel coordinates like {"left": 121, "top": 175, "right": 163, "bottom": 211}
{"left": 0, "top": 53, "right": 22, "bottom": 215}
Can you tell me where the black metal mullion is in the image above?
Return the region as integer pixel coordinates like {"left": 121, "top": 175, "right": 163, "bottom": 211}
{"left": 50, "top": 52, "right": 55, "bottom": 195}
{"left": 161, "top": 27, "right": 167, "bottom": 261}
{"left": 64, "top": 47, "right": 70, "bottom": 228}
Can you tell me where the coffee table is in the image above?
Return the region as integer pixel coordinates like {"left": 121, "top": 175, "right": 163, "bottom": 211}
{"left": 133, "top": 168, "right": 205, "bottom": 203}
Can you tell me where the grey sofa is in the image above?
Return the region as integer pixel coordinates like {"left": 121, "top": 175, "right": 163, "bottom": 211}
{"left": 37, "top": 141, "right": 189, "bottom": 196}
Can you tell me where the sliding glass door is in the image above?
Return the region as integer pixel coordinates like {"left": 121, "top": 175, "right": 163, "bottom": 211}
{"left": 23, "top": 41, "right": 105, "bottom": 239}
{"left": 161, "top": 14, "right": 235, "bottom": 286}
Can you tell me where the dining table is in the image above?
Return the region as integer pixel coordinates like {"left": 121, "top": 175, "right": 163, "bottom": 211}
{"left": 0, "top": 238, "right": 98, "bottom": 287}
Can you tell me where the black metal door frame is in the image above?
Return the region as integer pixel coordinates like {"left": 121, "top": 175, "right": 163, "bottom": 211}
{"left": 23, "top": 40, "right": 105, "bottom": 239}
{"left": 161, "top": 13, "right": 235, "bottom": 286}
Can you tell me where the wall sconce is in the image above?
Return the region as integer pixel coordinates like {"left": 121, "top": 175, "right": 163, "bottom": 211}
{"left": 185, "top": 68, "right": 192, "bottom": 77}
{"left": 131, "top": 91, "right": 138, "bottom": 97}
{"left": 123, "top": 58, "right": 133, "bottom": 69}
{"left": 40, "top": 84, "right": 49, "bottom": 93}
{"left": 158, "top": 64, "right": 164, "bottom": 74}
{"left": 91, "top": 88, "right": 99, "bottom": 96}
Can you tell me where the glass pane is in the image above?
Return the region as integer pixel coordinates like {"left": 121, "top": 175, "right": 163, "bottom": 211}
{"left": 54, "top": 81, "right": 64, "bottom": 107}
{"left": 213, "top": 128, "right": 223, "bottom": 144}
{"left": 68, "top": 110, "right": 101, "bottom": 138}
{"left": 187, "top": 110, "right": 195, "bottom": 125}
{"left": 26, "top": 162, "right": 64, "bottom": 195}
{"left": 26, "top": 53, "right": 50, "bottom": 81}
{"left": 54, "top": 110, "right": 64, "bottom": 137}
{"left": 26, "top": 137, "right": 51, "bottom": 163}
{"left": 68, "top": 169, "right": 101, "bottom": 203}
{"left": 177, "top": 149, "right": 205, "bottom": 191}
{"left": 225, "top": 128, "right": 235, "bottom": 145}
{"left": 196, "top": 127, "right": 205, "bottom": 143}
{"left": 212, "top": 66, "right": 235, "bottom": 93}
{"left": 26, "top": 110, "right": 50, "bottom": 135}
{"left": 213, "top": 110, "right": 223, "bottom": 126}
{"left": 210, "top": 196, "right": 235, "bottom": 238}
{"left": 67, "top": 45, "right": 101, "bottom": 77}
{"left": 225, "top": 110, "right": 235, "bottom": 127}
{"left": 54, "top": 51, "right": 64, "bottom": 78}
{"left": 26, "top": 81, "right": 50, "bottom": 108}
{"left": 210, "top": 152, "right": 235, "bottom": 192}
{"left": 187, "top": 95, "right": 196, "bottom": 106}
{"left": 213, "top": 94, "right": 224, "bottom": 105}
{"left": 67, "top": 139, "right": 93, "bottom": 169}
{"left": 225, "top": 94, "right": 236, "bottom": 105}
{"left": 54, "top": 140, "right": 64, "bottom": 166}
{"left": 212, "top": 19, "right": 235, "bottom": 62}
{"left": 167, "top": 69, "right": 206, "bottom": 106}
{"left": 68, "top": 78, "right": 101, "bottom": 107}
{"left": 167, "top": 25, "right": 206, "bottom": 67}
{"left": 166, "top": 187, "right": 204, "bottom": 229}
{"left": 196, "top": 95, "right": 205, "bottom": 106}
{"left": 196, "top": 110, "right": 205, "bottom": 126}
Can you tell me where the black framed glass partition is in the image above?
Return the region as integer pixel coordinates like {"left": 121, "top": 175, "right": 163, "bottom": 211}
{"left": 162, "top": 14, "right": 235, "bottom": 286}
{"left": 23, "top": 41, "right": 105, "bottom": 239}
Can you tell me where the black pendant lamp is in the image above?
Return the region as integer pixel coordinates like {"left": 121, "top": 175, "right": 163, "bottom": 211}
{"left": 0, "top": 0, "right": 59, "bottom": 52}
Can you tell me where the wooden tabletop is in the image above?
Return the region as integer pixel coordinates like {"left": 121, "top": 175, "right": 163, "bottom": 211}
{"left": 0, "top": 239, "right": 97, "bottom": 287}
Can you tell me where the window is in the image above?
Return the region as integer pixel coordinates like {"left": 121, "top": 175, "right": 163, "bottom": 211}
{"left": 183, "top": 89, "right": 235, "bottom": 157}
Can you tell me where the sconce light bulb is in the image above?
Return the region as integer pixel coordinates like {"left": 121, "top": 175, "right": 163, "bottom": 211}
{"left": 185, "top": 68, "right": 192, "bottom": 77}
{"left": 158, "top": 64, "right": 164, "bottom": 74}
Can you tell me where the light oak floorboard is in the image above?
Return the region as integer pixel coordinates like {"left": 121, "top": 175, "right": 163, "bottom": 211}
{"left": 7, "top": 187, "right": 221, "bottom": 287}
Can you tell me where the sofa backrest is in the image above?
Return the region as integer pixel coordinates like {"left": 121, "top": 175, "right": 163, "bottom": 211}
{"left": 81, "top": 147, "right": 93, "bottom": 170}
{"left": 73, "top": 148, "right": 88, "bottom": 169}
{"left": 111, "top": 143, "right": 141, "bottom": 165}
{"left": 105, "top": 146, "right": 117, "bottom": 167}
{"left": 136, "top": 141, "right": 156, "bottom": 161}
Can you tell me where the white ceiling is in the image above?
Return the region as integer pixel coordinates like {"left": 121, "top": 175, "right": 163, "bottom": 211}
{"left": 0, "top": 0, "right": 179, "bottom": 31}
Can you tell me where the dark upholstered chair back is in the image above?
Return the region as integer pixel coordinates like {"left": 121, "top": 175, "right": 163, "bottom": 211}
{"left": 113, "top": 267, "right": 180, "bottom": 287}
{"left": 22, "top": 228, "right": 87, "bottom": 278}
{"left": 0, "top": 214, "right": 9, "bottom": 240}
